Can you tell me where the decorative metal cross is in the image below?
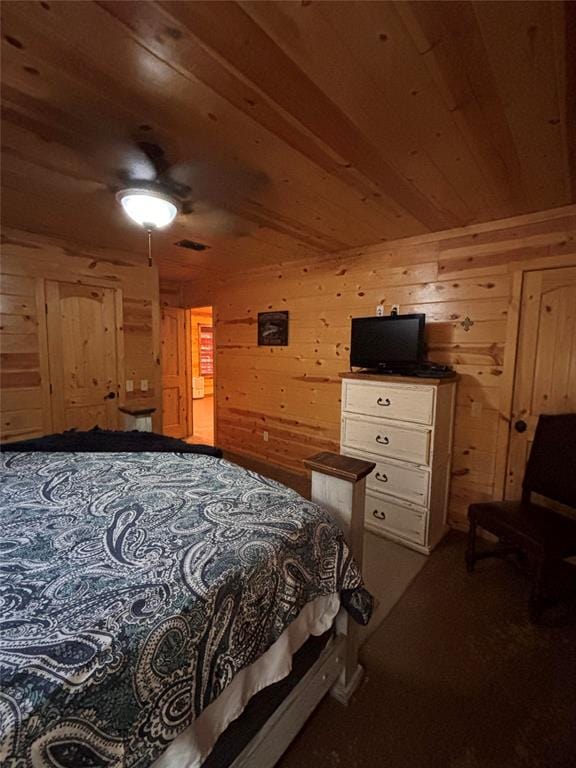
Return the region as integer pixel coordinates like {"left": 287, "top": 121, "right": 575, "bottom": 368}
{"left": 461, "top": 316, "right": 474, "bottom": 332}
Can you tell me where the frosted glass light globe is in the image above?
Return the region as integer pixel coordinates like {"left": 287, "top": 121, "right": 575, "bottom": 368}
{"left": 117, "top": 189, "right": 179, "bottom": 229}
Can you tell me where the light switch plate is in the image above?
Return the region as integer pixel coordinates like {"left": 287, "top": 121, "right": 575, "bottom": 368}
{"left": 471, "top": 401, "right": 483, "bottom": 418}
{"left": 140, "top": 379, "right": 149, "bottom": 392}
{"left": 126, "top": 380, "right": 134, "bottom": 392}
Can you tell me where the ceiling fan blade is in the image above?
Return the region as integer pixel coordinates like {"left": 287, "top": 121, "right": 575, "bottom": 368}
{"left": 180, "top": 201, "right": 248, "bottom": 237}
{"left": 136, "top": 140, "right": 171, "bottom": 179}
{"left": 105, "top": 126, "right": 268, "bottom": 238}
{"left": 169, "top": 160, "right": 268, "bottom": 207}
{"left": 106, "top": 139, "right": 158, "bottom": 187}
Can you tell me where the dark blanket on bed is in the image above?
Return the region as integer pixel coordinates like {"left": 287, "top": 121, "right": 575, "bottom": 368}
{"left": 0, "top": 450, "right": 372, "bottom": 768}
{"left": 0, "top": 427, "right": 222, "bottom": 457}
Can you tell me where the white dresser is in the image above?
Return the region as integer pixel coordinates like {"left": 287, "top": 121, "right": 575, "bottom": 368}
{"left": 340, "top": 373, "right": 457, "bottom": 554}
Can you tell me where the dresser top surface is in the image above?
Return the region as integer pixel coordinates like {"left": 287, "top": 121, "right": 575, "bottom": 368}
{"left": 339, "top": 372, "right": 458, "bottom": 386}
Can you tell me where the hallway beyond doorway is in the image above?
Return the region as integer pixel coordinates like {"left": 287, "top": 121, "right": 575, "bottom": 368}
{"left": 186, "top": 394, "right": 214, "bottom": 445}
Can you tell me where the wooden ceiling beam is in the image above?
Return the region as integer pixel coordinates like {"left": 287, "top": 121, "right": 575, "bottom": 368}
{"left": 307, "top": 0, "right": 495, "bottom": 221}
{"left": 562, "top": 0, "right": 576, "bottom": 200}
{"left": 395, "top": 0, "right": 530, "bottom": 213}
{"left": 0, "top": 1, "right": 573, "bottom": 279}
{"left": 2, "top": 1, "right": 399, "bottom": 251}
{"left": 96, "top": 0, "right": 427, "bottom": 238}
{"left": 126, "top": 0, "right": 457, "bottom": 231}
{"left": 472, "top": 0, "right": 570, "bottom": 210}
{"left": 241, "top": 1, "right": 478, "bottom": 223}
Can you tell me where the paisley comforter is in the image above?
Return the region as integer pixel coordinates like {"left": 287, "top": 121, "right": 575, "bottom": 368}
{"left": 0, "top": 451, "right": 371, "bottom": 768}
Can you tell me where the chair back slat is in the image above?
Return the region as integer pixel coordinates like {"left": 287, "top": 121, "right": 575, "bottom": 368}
{"left": 523, "top": 414, "right": 576, "bottom": 509}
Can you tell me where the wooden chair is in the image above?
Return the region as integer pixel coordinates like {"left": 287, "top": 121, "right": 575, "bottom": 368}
{"left": 466, "top": 414, "right": 576, "bottom": 621}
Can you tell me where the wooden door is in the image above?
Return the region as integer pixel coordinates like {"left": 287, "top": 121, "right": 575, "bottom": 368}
{"left": 46, "top": 281, "right": 121, "bottom": 431}
{"left": 506, "top": 267, "right": 576, "bottom": 499}
{"left": 161, "top": 307, "right": 188, "bottom": 438}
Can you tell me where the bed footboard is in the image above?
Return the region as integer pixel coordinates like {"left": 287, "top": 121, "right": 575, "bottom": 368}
{"left": 304, "top": 452, "right": 375, "bottom": 704}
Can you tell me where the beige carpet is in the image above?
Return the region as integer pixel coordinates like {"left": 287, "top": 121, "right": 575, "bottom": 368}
{"left": 279, "top": 533, "right": 576, "bottom": 768}
{"left": 360, "top": 530, "right": 427, "bottom": 643}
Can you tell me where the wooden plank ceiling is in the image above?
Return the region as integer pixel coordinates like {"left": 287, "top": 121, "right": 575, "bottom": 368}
{"left": 1, "top": 1, "right": 574, "bottom": 280}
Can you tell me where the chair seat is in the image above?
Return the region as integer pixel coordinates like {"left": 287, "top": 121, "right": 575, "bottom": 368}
{"left": 468, "top": 500, "right": 576, "bottom": 559}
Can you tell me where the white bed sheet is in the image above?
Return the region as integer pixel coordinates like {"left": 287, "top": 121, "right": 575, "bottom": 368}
{"left": 151, "top": 593, "right": 341, "bottom": 768}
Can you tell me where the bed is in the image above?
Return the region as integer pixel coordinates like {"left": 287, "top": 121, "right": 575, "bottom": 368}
{"left": 0, "top": 433, "right": 373, "bottom": 768}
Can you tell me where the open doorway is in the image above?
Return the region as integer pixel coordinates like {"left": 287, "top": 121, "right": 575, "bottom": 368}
{"left": 186, "top": 306, "right": 214, "bottom": 445}
{"left": 160, "top": 305, "right": 214, "bottom": 445}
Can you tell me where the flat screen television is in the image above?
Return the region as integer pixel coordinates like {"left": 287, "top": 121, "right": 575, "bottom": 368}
{"left": 350, "top": 314, "right": 425, "bottom": 370}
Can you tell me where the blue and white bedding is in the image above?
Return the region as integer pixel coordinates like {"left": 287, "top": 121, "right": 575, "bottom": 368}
{"left": 0, "top": 451, "right": 371, "bottom": 768}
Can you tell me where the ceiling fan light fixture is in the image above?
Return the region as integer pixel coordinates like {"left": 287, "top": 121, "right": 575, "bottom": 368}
{"left": 117, "top": 188, "right": 179, "bottom": 229}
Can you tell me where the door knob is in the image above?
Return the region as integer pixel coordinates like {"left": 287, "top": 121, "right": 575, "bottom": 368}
{"left": 514, "top": 419, "right": 527, "bottom": 433}
{"left": 104, "top": 392, "right": 116, "bottom": 400}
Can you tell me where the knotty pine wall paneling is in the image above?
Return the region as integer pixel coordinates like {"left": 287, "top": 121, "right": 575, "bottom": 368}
{"left": 1, "top": 230, "right": 162, "bottom": 440}
{"left": 181, "top": 206, "right": 576, "bottom": 529}
{"left": 160, "top": 280, "right": 184, "bottom": 310}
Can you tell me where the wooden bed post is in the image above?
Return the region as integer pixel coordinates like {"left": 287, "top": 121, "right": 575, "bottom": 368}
{"left": 304, "top": 452, "right": 375, "bottom": 705}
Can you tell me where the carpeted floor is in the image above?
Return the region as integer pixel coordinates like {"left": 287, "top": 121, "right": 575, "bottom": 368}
{"left": 359, "top": 531, "right": 426, "bottom": 645}
{"left": 278, "top": 532, "right": 576, "bottom": 768}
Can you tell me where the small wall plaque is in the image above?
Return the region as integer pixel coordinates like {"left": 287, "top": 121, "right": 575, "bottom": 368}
{"left": 258, "top": 311, "right": 289, "bottom": 346}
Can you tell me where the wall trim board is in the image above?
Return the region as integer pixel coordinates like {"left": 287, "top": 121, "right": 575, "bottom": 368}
{"left": 178, "top": 205, "right": 576, "bottom": 290}
{"left": 114, "top": 288, "right": 127, "bottom": 412}
{"left": 34, "top": 277, "right": 53, "bottom": 436}
{"left": 334, "top": 205, "right": 576, "bottom": 260}
{"left": 1, "top": 226, "right": 151, "bottom": 270}
{"left": 492, "top": 270, "right": 523, "bottom": 500}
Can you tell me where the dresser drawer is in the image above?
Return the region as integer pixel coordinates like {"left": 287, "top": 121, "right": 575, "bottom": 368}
{"left": 343, "top": 381, "right": 434, "bottom": 425}
{"left": 342, "top": 416, "right": 431, "bottom": 465}
{"left": 365, "top": 492, "right": 426, "bottom": 545}
{"left": 366, "top": 457, "right": 429, "bottom": 507}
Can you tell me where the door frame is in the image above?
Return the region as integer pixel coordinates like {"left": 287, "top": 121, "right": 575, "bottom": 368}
{"left": 494, "top": 261, "right": 576, "bottom": 500}
{"left": 161, "top": 305, "right": 189, "bottom": 439}
{"left": 185, "top": 309, "right": 194, "bottom": 437}
{"left": 42, "top": 277, "right": 125, "bottom": 432}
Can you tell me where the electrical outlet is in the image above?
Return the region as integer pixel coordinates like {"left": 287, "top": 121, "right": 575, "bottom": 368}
{"left": 125, "top": 380, "right": 134, "bottom": 393}
{"left": 391, "top": 304, "right": 400, "bottom": 315}
{"left": 140, "top": 379, "right": 148, "bottom": 392}
{"left": 376, "top": 304, "right": 384, "bottom": 316}
{"left": 263, "top": 431, "right": 269, "bottom": 442}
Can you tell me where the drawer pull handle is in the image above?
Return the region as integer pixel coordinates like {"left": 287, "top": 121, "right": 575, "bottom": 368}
{"left": 377, "top": 397, "right": 391, "bottom": 407}
{"left": 376, "top": 435, "right": 390, "bottom": 445}
{"left": 375, "top": 472, "right": 388, "bottom": 483}
{"left": 373, "top": 509, "right": 386, "bottom": 520}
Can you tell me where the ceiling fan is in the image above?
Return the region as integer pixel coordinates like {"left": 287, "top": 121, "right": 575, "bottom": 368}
{"left": 113, "top": 135, "right": 268, "bottom": 258}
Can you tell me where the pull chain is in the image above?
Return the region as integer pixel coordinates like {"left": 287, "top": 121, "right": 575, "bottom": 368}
{"left": 147, "top": 228, "right": 153, "bottom": 267}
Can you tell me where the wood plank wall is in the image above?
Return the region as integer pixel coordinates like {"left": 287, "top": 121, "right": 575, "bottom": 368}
{"left": 1, "top": 229, "right": 162, "bottom": 440}
{"left": 181, "top": 206, "right": 576, "bottom": 528}
{"left": 160, "top": 280, "right": 184, "bottom": 310}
